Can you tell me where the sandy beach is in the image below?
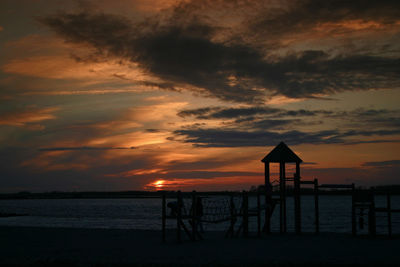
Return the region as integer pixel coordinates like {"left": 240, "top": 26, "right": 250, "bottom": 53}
{"left": 0, "top": 226, "right": 399, "bottom": 266}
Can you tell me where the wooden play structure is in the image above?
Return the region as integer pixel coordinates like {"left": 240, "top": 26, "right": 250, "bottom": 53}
{"left": 161, "top": 190, "right": 264, "bottom": 242}
{"left": 161, "top": 142, "right": 399, "bottom": 242}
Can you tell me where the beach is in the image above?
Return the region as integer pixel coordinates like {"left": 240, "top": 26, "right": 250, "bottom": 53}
{"left": 0, "top": 226, "right": 399, "bottom": 266}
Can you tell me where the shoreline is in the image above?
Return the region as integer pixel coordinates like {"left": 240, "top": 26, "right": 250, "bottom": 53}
{"left": 0, "top": 226, "right": 399, "bottom": 265}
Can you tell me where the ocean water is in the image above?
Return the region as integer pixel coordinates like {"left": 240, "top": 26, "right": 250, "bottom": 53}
{"left": 0, "top": 195, "right": 399, "bottom": 235}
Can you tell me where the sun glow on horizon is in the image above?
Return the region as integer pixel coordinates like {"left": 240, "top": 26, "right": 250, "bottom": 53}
{"left": 147, "top": 179, "right": 166, "bottom": 190}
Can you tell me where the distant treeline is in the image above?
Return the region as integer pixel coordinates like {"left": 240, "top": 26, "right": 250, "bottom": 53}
{"left": 0, "top": 185, "right": 399, "bottom": 200}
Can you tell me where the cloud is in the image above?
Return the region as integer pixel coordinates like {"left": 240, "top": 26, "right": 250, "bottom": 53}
{"left": 38, "top": 146, "right": 136, "bottom": 151}
{"left": 178, "top": 106, "right": 400, "bottom": 131}
{"left": 0, "top": 146, "right": 158, "bottom": 192}
{"left": 0, "top": 107, "right": 58, "bottom": 129}
{"left": 174, "top": 105, "right": 400, "bottom": 146}
{"left": 177, "top": 106, "right": 330, "bottom": 119}
{"left": 173, "top": 128, "right": 400, "bottom": 147}
{"left": 39, "top": 1, "right": 400, "bottom": 103}
{"left": 112, "top": 170, "right": 262, "bottom": 180}
{"left": 247, "top": 0, "right": 400, "bottom": 39}
{"left": 177, "top": 106, "right": 222, "bottom": 118}
{"left": 362, "top": 160, "right": 400, "bottom": 167}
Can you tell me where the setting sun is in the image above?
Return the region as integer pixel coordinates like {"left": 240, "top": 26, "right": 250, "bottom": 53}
{"left": 153, "top": 180, "right": 165, "bottom": 190}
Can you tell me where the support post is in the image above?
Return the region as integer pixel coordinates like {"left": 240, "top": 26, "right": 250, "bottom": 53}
{"left": 257, "top": 189, "right": 261, "bottom": 237}
{"left": 264, "top": 162, "right": 271, "bottom": 234}
{"left": 162, "top": 192, "right": 166, "bottom": 242}
{"left": 177, "top": 190, "right": 182, "bottom": 243}
{"left": 279, "top": 162, "right": 286, "bottom": 233}
{"left": 294, "top": 162, "right": 301, "bottom": 234}
{"left": 191, "top": 191, "right": 196, "bottom": 241}
{"left": 314, "top": 179, "right": 319, "bottom": 234}
{"left": 387, "top": 192, "right": 392, "bottom": 237}
{"left": 351, "top": 184, "right": 356, "bottom": 236}
{"left": 243, "top": 191, "right": 249, "bottom": 237}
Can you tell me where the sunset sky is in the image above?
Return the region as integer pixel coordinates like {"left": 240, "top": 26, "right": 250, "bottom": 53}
{"left": 0, "top": 0, "right": 399, "bottom": 192}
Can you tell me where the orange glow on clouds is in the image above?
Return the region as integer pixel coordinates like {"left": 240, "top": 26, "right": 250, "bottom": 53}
{"left": 0, "top": 107, "right": 58, "bottom": 128}
{"left": 145, "top": 179, "right": 167, "bottom": 190}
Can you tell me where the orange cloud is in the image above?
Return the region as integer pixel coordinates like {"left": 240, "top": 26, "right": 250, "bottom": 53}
{"left": 21, "top": 150, "right": 89, "bottom": 171}
{"left": 0, "top": 107, "right": 59, "bottom": 128}
{"left": 2, "top": 34, "right": 161, "bottom": 95}
{"left": 2, "top": 55, "right": 146, "bottom": 81}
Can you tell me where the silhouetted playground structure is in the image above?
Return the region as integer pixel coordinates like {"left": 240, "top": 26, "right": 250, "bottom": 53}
{"left": 161, "top": 142, "right": 399, "bottom": 242}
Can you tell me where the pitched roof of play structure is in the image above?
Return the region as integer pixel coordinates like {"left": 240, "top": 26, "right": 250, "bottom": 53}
{"left": 261, "top": 142, "right": 303, "bottom": 163}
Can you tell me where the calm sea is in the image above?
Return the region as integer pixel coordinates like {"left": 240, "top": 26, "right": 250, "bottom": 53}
{"left": 0, "top": 195, "right": 399, "bottom": 234}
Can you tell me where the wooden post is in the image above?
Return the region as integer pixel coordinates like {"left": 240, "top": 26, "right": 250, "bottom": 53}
{"left": 243, "top": 191, "right": 248, "bottom": 237}
{"left": 387, "top": 192, "right": 392, "bottom": 237}
{"left": 191, "top": 191, "right": 196, "bottom": 241}
{"left": 177, "top": 190, "right": 182, "bottom": 243}
{"left": 279, "top": 163, "right": 282, "bottom": 234}
{"left": 351, "top": 184, "right": 356, "bottom": 236}
{"left": 264, "top": 162, "right": 271, "bottom": 234}
{"left": 162, "top": 192, "right": 166, "bottom": 242}
{"left": 280, "top": 162, "right": 286, "bottom": 233}
{"left": 257, "top": 190, "right": 261, "bottom": 237}
{"left": 265, "top": 162, "right": 270, "bottom": 189}
{"left": 294, "top": 162, "right": 301, "bottom": 234}
{"left": 314, "top": 179, "right": 319, "bottom": 234}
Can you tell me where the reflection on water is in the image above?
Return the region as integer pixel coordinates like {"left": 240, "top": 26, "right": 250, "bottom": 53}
{"left": 0, "top": 196, "right": 399, "bottom": 234}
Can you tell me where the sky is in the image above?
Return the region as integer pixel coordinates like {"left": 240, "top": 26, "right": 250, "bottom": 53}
{"left": 0, "top": 0, "right": 399, "bottom": 193}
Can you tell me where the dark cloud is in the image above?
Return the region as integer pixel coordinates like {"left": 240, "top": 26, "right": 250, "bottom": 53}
{"left": 178, "top": 106, "right": 400, "bottom": 131}
{"left": 238, "top": 119, "right": 298, "bottom": 130}
{"left": 40, "top": 0, "right": 400, "bottom": 103}
{"left": 302, "top": 162, "right": 318, "bottom": 165}
{"left": 0, "top": 147, "right": 155, "bottom": 192}
{"left": 178, "top": 106, "right": 330, "bottom": 119}
{"left": 145, "top": 129, "right": 161, "bottom": 133}
{"left": 249, "top": 0, "right": 400, "bottom": 39}
{"left": 173, "top": 128, "right": 400, "bottom": 147}
{"left": 203, "top": 107, "right": 281, "bottom": 119}
{"left": 175, "top": 105, "right": 400, "bottom": 144}
{"left": 132, "top": 170, "right": 262, "bottom": 180}
{"left": 38, "top": 146, "right": 136, "bottom": 151}
{"left": 362, "top": 160, "right": 400, "bottom": 167}
{"left": 177, "top": 107, "right": 222, "bottom": 118}
{"left": 173, "top": 129, "right": 340, "bottom": 147}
